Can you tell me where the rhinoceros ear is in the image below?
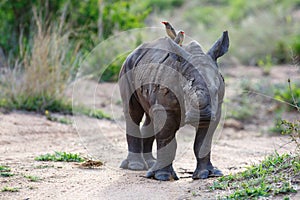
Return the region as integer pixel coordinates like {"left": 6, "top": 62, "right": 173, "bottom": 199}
{"left": 207, "top": 31, "right": 229, "bottom": 61}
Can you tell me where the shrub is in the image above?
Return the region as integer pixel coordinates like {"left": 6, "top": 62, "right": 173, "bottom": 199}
{"left": 0, "top": 9, "right": 79, "bottom": 114}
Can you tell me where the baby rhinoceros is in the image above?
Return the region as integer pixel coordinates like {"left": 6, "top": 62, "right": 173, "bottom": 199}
{"left": 118, "top": 31, "right": 229, "bottom": 181}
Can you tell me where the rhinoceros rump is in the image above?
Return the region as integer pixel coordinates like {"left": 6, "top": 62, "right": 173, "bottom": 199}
{"left": 118, "top": 31, "right": 229, "bottom": 181}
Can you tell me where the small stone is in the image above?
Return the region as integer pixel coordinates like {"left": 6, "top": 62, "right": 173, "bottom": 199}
{"left": 224, "top": 118, "right": 244, "bottom": 130}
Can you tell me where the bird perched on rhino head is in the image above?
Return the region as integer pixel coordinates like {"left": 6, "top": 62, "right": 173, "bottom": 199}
{"left": 161, "top": 21, "right": 176, "bottom": 40}
{"left": 162, "top": 21, "right": 185, "bottom": 46}
{"left": 174, "top": 30, "right": 184, "bottom": 46}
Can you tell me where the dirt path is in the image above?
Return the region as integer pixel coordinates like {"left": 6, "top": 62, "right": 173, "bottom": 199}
{"left": 0, "top": 111, "right": 295, "bottom": 200}
{"left": 1, "top": 65, "right": 299, "bottom": 199}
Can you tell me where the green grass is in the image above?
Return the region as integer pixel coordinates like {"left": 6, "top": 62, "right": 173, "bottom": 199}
{"left": 274, "top": 81, "right": 300, "bottom": 111}
{"left": 24, "top": 175, "right": 40, "bottom": 182}
{"left": 35, "top": 151, "right": 85, "bottom": 162}
{"left": 1, "top": 186, "right": 19, "bottom": 192}
{"left": 34, "top": 165, "right": 55, "bottom": 169}
{"left": 45, "top": 110, "right": 72, "bottom": 125}
{"left": 0, "top": 165, "right": 10, "bottom": 172}
{"left": 73, "top": 106, "right": 111, "bottom": 120}
{"left": 0, "top": 165, "right": 14, "bottom": 177}
{"left": 210, "top": 153, "right": 299, "bottom": 199}
{"left": 0, "top": 172, "right": 14, "bottom": 177}
{"left": 0, "top": 96, "right": 111, "bottom": 121}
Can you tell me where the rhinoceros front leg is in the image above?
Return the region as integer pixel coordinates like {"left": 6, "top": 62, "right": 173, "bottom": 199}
{"left": 146, "top": 111, "right": 180, "bottom": 181}
{"left": 120, "top": 96, "right": 147, "bottom": 170}
{"left": 192, "top": 123, "right": 223, "bottom": 179}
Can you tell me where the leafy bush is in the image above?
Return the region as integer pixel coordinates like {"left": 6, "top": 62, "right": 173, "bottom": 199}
{"left": 145, "top": 0, "right": 184, "bottom": 11}
{"left": 102, "top": 1, "right": 151, "bottom": 40}
{"left": 100, "top": 53, "right": 128, "bottom": 82}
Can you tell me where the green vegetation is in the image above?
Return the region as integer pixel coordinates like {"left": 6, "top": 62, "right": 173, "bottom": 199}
{"left": 100, "top": 53, "right": 129, "bottom": 82}
{"left": 34, "top": 165, "right": 55, "bottom": 169}
{"left": 73, "top": 106, "right": 111, "bottom": 120}
{"left": 1, "top": 186, "right": 19, "bottom": 192}
{"left": 24, "top": 175, "right": 41, "bottom": 182}
{"left": 0, "top": 0, "right": 154, "bottom": 114}
{"left": 226, "top": 93, "right": 257, "bottom": 121}
{"left": 183, "top": 0, "right": 300, "bottom": 65}
{"left": 257, "top": 55, "right": 273, "bottom": 75}
{"left": 280, "top": 119, "right": 300, "bottom": 150}
{"left": 211, "top": 153, "right": 299, "bottom": 199}
{"left": 35, "top": 151, "right": 85, "bottom": 162}
{"left": 145, "top": 0, "right": 184, "bottom": 11}
{"left": 45, "top": 110, "right": 72, "bottom": 124}
{"left": 0, "top": 0, "right": 299, "bottom": 114}
{"left": 0, "top": 165, "right": 14, "bottom": 177}
{"left": 0, "top": 165, "right": 11, "bottom": 172}
{"left": 215, "top": 95, "right": 299, "bottom": 199}
{"left": 274, "top": 81, "right": 300, "bottom": 111}
{"left": 0, "top": 172, "right": 14, "bottom": 177}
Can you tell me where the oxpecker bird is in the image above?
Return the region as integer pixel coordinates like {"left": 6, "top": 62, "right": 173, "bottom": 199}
{"left": 174, "top": 30, "right": 184, "bottom": 46}
{"left": 161, "top": 21, "right": 176, "bottom": 40}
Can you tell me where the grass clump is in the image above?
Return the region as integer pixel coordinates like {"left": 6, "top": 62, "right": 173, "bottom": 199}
{"left": 1, "top": 186, "right": 19, "bottom": 192}
{"left": 44, "top": 110, "right": 72, "bottom": 124}
{"left": 0, "top": 172, "right": 14, "bottom": 177}
{"left": 210, "top": 153, "right": 299, "bottom": 199}
{"left": 0, "top": 165, "right": 10, "bottom": 172}
{"left": 75, "top": 107, "right": 111, "bottom": 120}
{"left": 24, "top": 175, "right": 41, "bottom": 182}
{"left": 35, "top": 151, "right": 85, "bottom": 162}
{"left": 0, "top": 165, "right": 14, "bottom": 177}
{"left": 0, "top": 9, "right": 79, "bottom": 114}
{"left": 274, "top": 81, "right": 300, "bottom": 111}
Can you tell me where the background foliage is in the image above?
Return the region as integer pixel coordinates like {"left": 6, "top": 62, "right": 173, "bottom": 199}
{"left": 0, "top": 0, "right": 299, "bottom": 111}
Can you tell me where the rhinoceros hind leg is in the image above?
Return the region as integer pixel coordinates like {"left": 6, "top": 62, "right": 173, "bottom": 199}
{"left": 146, "top": 164, "right": 179, "bottom": 181}
{"left": 141, "top": 115, "right": 156, "bottom": 169}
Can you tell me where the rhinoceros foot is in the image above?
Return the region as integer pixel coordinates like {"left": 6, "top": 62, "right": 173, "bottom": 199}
{"left": 192, "top": 169, "right": 209, "bottom": 179}
{"left": 192, "top": 167, "right": 223, "bottom": 179}
{"left": 208, "top": 167, "right": 223, "bottom": 177}
{"left": 120, "top": 152, "right": 147, "bottom": 170}
{"left": 146, "top": 164, "right": 179, "bottom": 181}
{"left": 143, "top": 153, "right": 156, "bottom": 169}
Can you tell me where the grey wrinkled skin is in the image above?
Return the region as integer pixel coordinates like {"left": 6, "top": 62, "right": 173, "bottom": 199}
{"left": 118, "top": 31, "right": 229, "bottom": 181}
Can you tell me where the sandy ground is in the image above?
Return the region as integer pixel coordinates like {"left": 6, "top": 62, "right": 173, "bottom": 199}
{"left": 0, "top": 65, "right": 299, "bottom": 200}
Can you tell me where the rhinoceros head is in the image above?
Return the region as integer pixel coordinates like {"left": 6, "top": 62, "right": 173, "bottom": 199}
{"left": 182, "top": 31, "right": 229, "bottom": 127}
